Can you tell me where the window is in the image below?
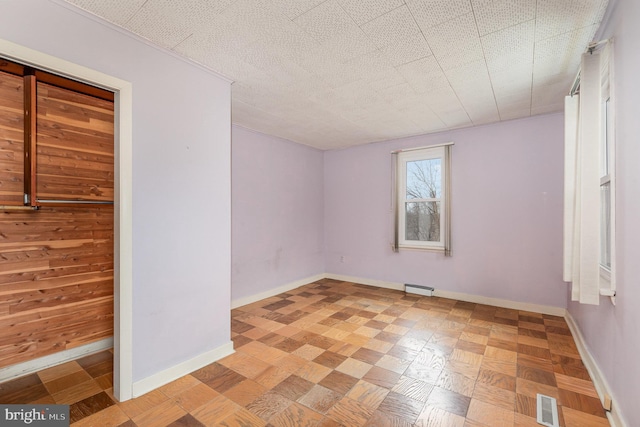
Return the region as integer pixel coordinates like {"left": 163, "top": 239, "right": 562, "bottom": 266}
{"left": 562, "top": 39, "right": 615, "bottom": 304}
{"left": 395, "top": 145, "right": 451, "bottom": 252}
{"left": 599, "top": 43, "right": 615, "bottom": 296}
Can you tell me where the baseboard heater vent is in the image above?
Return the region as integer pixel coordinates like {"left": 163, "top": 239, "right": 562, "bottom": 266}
{"left": 405, "top": 283, "right": 434, "bottom": 297}
{"left": 537, "top": 393, "right": 559, "bottom": 427}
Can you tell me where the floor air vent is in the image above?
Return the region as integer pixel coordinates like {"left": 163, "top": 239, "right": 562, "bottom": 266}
{"left": 537, "top": 393, "right": 559, "bottom": 427}
{"left": 404, "top": 284, "right": 434, "bottom": 296}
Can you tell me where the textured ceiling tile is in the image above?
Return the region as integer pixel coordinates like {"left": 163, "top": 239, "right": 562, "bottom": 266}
{"left": 399, "top": 106, "right": 447, "bottom": 132}
{"left": 498, "top": 108, "right": 531, "bottom": 121}
{"left": 465, "top": 104, "right": 501, "bottom": 126}
{"left": 318, "top": 27, "right": 379, "bottom": 62}
{"left": 125, "top": 0, "right": 242, "bottom": 48}
{"left": 482, "top": 20, "right": 534, "bottom": 74}
{"left": 423, "top": 86, "right": 465, "bottom": 112}
{"left": 437, "top": 108, "right": 473, "bottom": 128}
{"left": 377, "top": 83, "right": 418, "bottom": 106}
{"left": 298, "top": 55, "right": 362, "bottom": 89}
{"left": 490, "top": 66, "right": 532, "bottom": 98}
{"left": 495, "top": 93, "right": 531, "bottom": 120}
{"left": 65, "top": 0, "right": 146, "bottom": 25}
{"left": 338, "top": 0, "right": 404, "bottom": 25}
{"left": 533, "top": 24, "right": 598, "bottom": 85}
{"left": 360, "top": 5, "right": 421, "bottom": 48}
{"left": 446, "top": 59, "right": 491, "bottom": 90}
{"left": 365, "top": 68, "right": 407, "bottom": 91}
{"left": 293, "top": 0, "right": 358, "bottom": 43}
{"left": 397, "top": 56, "right": 449, "bottom": 94}
{"left": 424, "top": 12, "right": 484, "bottom": 71}
{"left": 237, "top": 42, "right": 316, "bottom": 87}
{"left": 471, "top": 0, "right": 536, "bottom": 36}
{"left": 535, "top": 0, "right": 608, "bottom": 41}
{"left": 63, "top": 0, "right": 611, "bottom": 149}
{"left": 232, "top": 99, "right": 288, "bottom": 131}
{"left": 271, "top": 0, "right": 325, "bottom": 20}
{"left": 381, "top": 32, "right": 433, "bottom": 67}
{"left": 407, "top": 0, "right": 472, "bottom": 31}
{"left": 260, "top": 23, "right": 321, "bottom": 62}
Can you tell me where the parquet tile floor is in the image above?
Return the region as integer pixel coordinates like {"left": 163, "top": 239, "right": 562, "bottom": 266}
{"left": 0, "top": 279, "right": 610, "bottom": 426}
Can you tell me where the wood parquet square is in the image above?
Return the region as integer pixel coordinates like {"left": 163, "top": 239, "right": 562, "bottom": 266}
{"left": 0, "top": 279, "right": 610, "bottom": 426}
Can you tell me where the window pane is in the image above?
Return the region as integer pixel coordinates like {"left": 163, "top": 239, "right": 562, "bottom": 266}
{"left": 600, "top": 183, "right": 611, "bottom": 269}
{"left": 601, "top": 98, "right": 611, "bottom": 177}
{"left": 405, "top": 201, "right": 440, "bottom": 242}
{"left": 406, "top": 158, "right": 441, "bottom": 199}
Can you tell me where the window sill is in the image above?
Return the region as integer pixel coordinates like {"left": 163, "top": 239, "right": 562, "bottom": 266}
{"left": 599, "top": 266, "right": 616, "bottom": 304}
{"left": 398, "top": 245, "right": 445, "bottom": 253}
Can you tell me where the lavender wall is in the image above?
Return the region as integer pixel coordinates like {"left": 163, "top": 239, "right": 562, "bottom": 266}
{"left": 231, "top": 126, "right": 324, "bottom": 302}
{"left": 0, "top": 1, "right": 232, "bottom": 383}
{"left": 568, "top": 1, "right": 639, "bottom": 425}
{"left": 324, "top": 114, "right": 567, "bottom": 308}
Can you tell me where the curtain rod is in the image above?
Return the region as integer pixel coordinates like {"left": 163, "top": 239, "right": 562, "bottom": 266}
{"left": 569, "top": 38, "right": 610, "bottom": 96}
{"left": 391, "top": 141, "right": 454, "bottom": 154}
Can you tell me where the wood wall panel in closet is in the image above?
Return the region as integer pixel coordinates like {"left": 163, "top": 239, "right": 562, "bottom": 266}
{"left": 0, "top": 206, "right": 114, "bottom": 367}
{"left": 0, "top": 71, "right": 24, "bottom": 205}
{"left": 36, "top": 82, "right": 114, "bottom": 203}
{"left": 0, "top": 61, "right": 114, "bottom": 369}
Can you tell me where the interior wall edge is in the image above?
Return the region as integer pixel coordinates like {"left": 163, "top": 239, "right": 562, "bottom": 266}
{"left": 564, "top": 311, "right": 627, "bottom": 427}
{"left": 0, "top": 338, "right": 113, "bottom": 384}
{"left": 131, "top": 341, "right": 234, "bottom": 398}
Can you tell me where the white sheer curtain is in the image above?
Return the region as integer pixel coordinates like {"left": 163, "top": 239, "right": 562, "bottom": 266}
{"left": 563, "top": 51, "right": 602, "bottom": 305}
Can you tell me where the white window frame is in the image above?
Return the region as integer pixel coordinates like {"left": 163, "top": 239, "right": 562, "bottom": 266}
{"left": 397, "top": 146, "right": 447, "bottom": 251}
{"left": 599, "top": 41, "right": 616, "bottom": 301}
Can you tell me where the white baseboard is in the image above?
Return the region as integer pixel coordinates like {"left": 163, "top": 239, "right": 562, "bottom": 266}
{"left": 324, "top": 273, "right": 566, "bottom": 316}
{"left": 324, "top": 273, "right": 405, "bottom": 291}
{"left": 231, "top": 274, "right": 325, "bottom": 309}
{"left": 565, "top": 312, "right": 627, "bottom": 427}
{"left": 0, "top": 338, "right": 113, "bottom": 383}
{"left": 132, "top": 341, "right": 234, "bottom": 398}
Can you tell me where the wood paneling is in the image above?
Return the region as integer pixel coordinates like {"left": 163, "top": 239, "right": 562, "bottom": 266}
{"left": 0, "top": 74, "right": 114, "bottom": 368}
{"left": 0, "top": 71, "right": 25, "bottom": 205}
{"left": 0, "top": 206, "right": 114, "bottom": 367}
{"left": 36, "top": 82, "right": 114, "bottom": 203}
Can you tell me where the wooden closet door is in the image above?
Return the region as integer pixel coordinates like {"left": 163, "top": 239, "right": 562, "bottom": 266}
{"left": 0, "top": 80, "right": 115, "bottom": 368}
{"left": 36, "top": 82, "right": 114, "bottom": 203}
{"left": 0, "top": 71, "right": 25, "bottom": 205}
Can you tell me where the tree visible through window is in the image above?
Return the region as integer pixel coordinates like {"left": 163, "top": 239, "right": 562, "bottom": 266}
{"left": 405, "top": 158, "right": 441, "bottom": 242}
{"left": 396, "top": 145, "right": 450, "bottom": 251}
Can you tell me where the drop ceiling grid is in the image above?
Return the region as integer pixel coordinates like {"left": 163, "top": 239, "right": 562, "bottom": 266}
{"left": 535, "top": 0, "right": 608, "bottom": 41}
{"left": 293, "top": 0, "right": 359, "bottom": 44}
{"left": 406, "top": 0, "right": 473, "bottom": 30}
{"left": 66, "top": 0, "right": 147, "bottom": 26}
{"left": 360, "top": 5, "right": 422, "bottom": 49}
{"left": 64, "top": 0, "right": 611, "bottom": 149}
{"left": 396, "top": 56, "right": 451, "bottom": 95}
{"left": 380, "top": 32, "right": 433, "bottom": 67}
{"left": 275, "top": 0, "right": 324, "bottom": 20}
{"left": 337, "top": 0, "right": 404, "bottom": 26}
{"left": 482, "top": 20, "right": 535, "bottom": 74}
{"left": 422, "top": 12, "right": 485, "bottom": 72}
{"left": 471, "top": 0, "right": 537, "bottom": 36}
